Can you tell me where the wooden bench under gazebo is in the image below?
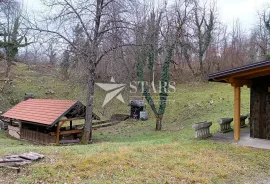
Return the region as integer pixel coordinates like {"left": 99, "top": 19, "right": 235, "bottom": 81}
{"left": 1, "top": 99, "right": 99, "bottom": 145}
{"left": 209, "top": 60, "right": 270, "bottom": 141}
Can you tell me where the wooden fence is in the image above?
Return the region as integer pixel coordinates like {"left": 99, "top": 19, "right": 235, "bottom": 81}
{"left": 21, "top": 129, "right": 55, "bottom": 145}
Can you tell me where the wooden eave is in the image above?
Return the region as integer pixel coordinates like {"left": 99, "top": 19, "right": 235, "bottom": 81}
{"left": 208, "top": 61, "right": 270, "bottom": 87}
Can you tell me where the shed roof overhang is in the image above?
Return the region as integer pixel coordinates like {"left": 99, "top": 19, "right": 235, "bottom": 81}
{"left": 1, "top": 99, "right": 87, "bottom": 127}
{"left": 208, "top": 60, "right": 270, "bottom": 86}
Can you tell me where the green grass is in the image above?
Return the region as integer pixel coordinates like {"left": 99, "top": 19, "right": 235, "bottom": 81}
{"left": 0, "top": 64, "right": 270, "bottom": 183}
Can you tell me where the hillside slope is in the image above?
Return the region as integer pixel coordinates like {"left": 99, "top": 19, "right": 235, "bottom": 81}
{"left": 1, "top": 63, "right": 270, "bottom": 184}
{"left": 0, "top": 63, "right": 129, "bottom": 119}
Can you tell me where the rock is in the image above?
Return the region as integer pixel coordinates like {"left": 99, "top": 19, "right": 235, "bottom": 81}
{"left": 192, "top": 121, "right": 212, "bottom": 139}
{"left": 139, "top": 111, "right": 148, "bottom": 121}
{"left": 217, "top": 118, "right": 233, "bottom": 133}
{"left": 8, "top": 125, "right": 20, "bottom": 139}
{"left": 45, "top": 89, "right": 55, "bottom": 95}
{"left": 24, "top": 93, "right": 34, "bottom": 100}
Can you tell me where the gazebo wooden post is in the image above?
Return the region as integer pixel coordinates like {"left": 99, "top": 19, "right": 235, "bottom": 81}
{"left": 56, "top": 121, "right": 67, "bottom": 145}
{"left": 56, "top": 122, "right": 61, "bottom": 145}
{"left": 234, "top": 85, "right": 241, "bottom": 141}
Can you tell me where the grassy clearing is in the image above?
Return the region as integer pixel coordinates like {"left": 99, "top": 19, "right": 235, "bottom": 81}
{"left": 0, "top": 64, "right": 270, "bottom": 183}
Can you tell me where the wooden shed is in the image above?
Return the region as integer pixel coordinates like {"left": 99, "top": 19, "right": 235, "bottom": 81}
{"left": 209, "top": 60, "right": 270, "bottom": 141}
{"left": 1, "top": 99, "right": 99, "bottom": 144}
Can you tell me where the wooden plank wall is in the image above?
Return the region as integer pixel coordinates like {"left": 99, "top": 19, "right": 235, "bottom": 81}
{"left": 21, "top": 129, "right": 55, "bottom": 145}
{"left": 250, "top": 76, "right": 270, "bottom": 139}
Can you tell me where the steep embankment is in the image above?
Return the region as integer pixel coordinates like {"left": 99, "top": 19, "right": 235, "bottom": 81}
{"left": 0, "top": 64, "right": 79, "bottom": 111}
{"left": 0, "top": 63, "right": 130, "bottom": 118}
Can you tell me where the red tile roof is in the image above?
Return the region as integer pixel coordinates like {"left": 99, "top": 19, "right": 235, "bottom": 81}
{"left": 2, "top": 99, "right": 78, "bottom": 126}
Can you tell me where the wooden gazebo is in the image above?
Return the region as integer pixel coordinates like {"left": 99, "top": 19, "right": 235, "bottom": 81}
{"left": 1, "top": 99, "right": 99, "bottom": 144}
{"left": 209, "top": 60, "right": 270, "bottom": 141}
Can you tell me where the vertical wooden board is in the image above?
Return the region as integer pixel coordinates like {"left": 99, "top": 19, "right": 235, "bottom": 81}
{"left": 56, "top": 122, "right": 60, "bottom": 145}
{"left": 250, "top": 87, "right": 254, "bottom": 137}
{"left": 265, "top": 93, "right": 270, "bottom": 139}
{"left": 259, "top": 87, "right": 265, "bottom": 139}
{"left": 42, "top": 133, "right": 46, "bottom": 145}
{"left": 29, "top": 130, "right": 32, "bottom": 141}
{"left": 251, "top": 84, "right": 261, "bottom": 138}
{"left": 21, "top": 129, "right": 24, "bottom": 139}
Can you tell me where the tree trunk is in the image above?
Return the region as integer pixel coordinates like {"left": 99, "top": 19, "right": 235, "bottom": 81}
{"left": 5, "top": 60, "right": 11, "bottom": 77}
{"left": 186, "top": 58, "right": 195, "bottom": 75}
{"left": 156, "top": 115, "right": 162, "bottom": 130}
{"left": 199, "top": 55, "right": 205, "bottom": 80}
{"left": 81, "top": 70, "right": 95, "bottom": 144}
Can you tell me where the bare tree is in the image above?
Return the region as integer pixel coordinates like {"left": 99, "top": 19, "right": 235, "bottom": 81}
{"left": 46, "top": 40, "right": 57, "bottom": 65}
{"left": 60, "top": 50, "right": 70, "bottom": 79}
{"left": 135, "top": 0, "right": 190, "bottom": 130}
{"left": 26, "top": 0, "right": 134, "bottom": 143}
{"left": 262, "top": 9, "right": 270, "bottom": 59}
{"left": 191, "top": 0, "right": 216, "bottom": 78}
{"left": 0, "top": 0, "right": 30, "bottom": 77}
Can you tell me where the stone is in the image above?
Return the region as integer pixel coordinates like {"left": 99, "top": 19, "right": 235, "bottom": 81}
{"left": 192, "top": 121, "right": 212, "bottom": 139}
{"left": 8, "top": 125, "right": 20, "bottom": 139}
{"left": 217, "top": 118, "right": 233, "bottom": 133}
{"left": 45, "top": 89, "right": 55, "bottom": 95}
{"left": 24, "top": 93, "right": 34, "bottom": 100}
{"left": 240, "top": 115, "right": 248, "bottom": 128}
{"left": 139, "top": 111, "right": 148, "bottom": 121}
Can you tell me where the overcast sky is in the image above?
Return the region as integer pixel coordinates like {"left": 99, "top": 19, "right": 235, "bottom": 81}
{"left": 217, "top": 0, "right": 269, "bottom": 31}
{"left": 24, "top": 0, "right": 270, "bottom": 31}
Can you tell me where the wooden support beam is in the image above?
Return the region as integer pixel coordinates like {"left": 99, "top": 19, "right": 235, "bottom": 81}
{"left": 51, "top": 129, "right": 83, "bottom": 136}
{"left": 59, "top": 121, "right": 66, "bottom": 127}
{"left": 234, "top": 86, "right": 241, "bottom": 141}
{"left": 56, "top": 122, "right": 61, "bottom": 145}
{"left": 55, "top": 121, "right": 68, "bottom": 145}
{"left": 70, "top": 121, "right": 72, "bottom": 130}
{"left": 229, "top": 78, "right": 251, "bottom": 87}
{"left": 58, "top": 117, "right": 85, "bottom": 122}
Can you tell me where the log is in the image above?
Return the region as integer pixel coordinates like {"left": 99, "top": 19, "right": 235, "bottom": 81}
{"left": 19, "top": 154, "right": 39, "bottom": 161}
{"left": 92, "top": 121, "right": 120, "bottom": 129}
{"left": 0, "top": 158, "right": 25, "bottom": 163}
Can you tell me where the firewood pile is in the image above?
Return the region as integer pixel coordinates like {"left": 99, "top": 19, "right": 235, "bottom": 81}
{"left": 0, "top": 152, "right": 45, "bottom": 173}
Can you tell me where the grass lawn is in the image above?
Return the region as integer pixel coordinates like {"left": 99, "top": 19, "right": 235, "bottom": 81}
{"left": 0, "top": 64, "right": 270, "bottom": 183}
